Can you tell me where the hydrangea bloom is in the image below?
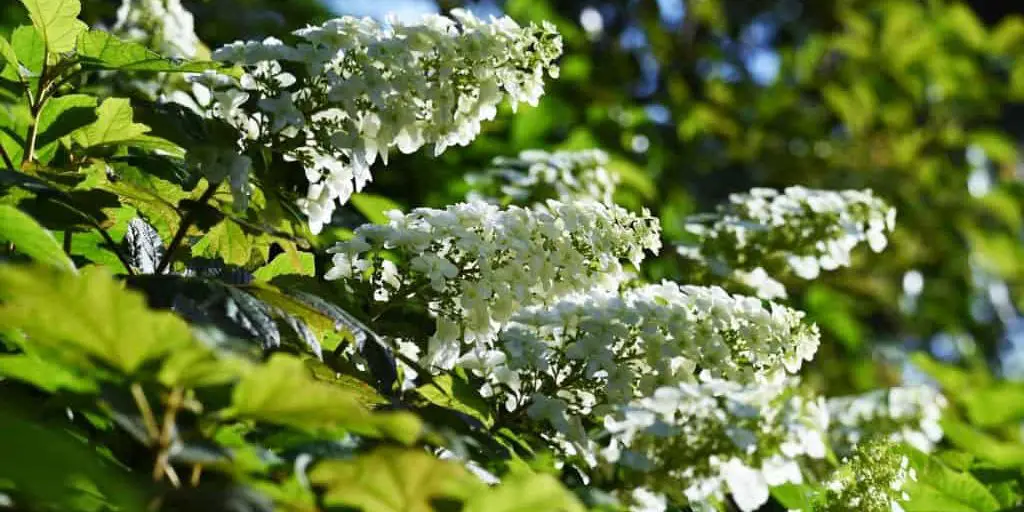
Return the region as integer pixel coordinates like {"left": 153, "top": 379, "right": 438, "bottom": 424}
{"left": 324, "top": 199, "right": 661, "bottom": 368}
{"left": 827, "top": 385, "right": 947, "bottom": 454}
{"left": 467, "top": 149, "right": 619, "bottom": 205}
{"left": 679, "top": 187, "right": 895, "bottom": 297}
{"left": 820, "top": 439, "right": 916, "bottom": 512}
{"left": 599, "top": 378, "right": 829, "bottom": 512}
{"left": 113, "top": 0, "right": 201, "bottom": 59}
{"left": 202, "top": 10, "right": 562, "bottom": 232}
{"left": 465, "top": 281, "right": 819, "bottom": 433}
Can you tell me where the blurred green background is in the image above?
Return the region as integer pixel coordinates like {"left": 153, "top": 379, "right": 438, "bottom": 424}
{"left": 5, "top": 0, "right": 1024, "bottom": 394}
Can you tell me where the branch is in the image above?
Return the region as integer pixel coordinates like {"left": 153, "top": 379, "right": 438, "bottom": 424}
{"left": 156, "top": 182, "right": 220, "bottom": 274}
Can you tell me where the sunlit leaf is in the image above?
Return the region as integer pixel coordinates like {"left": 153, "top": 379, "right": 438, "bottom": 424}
{"left": 229, "top": 354, "right": 421, "bottom": 442}
{"left": 0, "top": 264, "right": 193, "bottom": 376}
{"left": 310, "top": 447, "right": 483, "bottom": 512}
{"left": 193, "top": 219, "right": 252, "bottom": 266}
{"left": 18, "top": 0, "right": 88, "bottom": 53}
{"left": 904, "top": 448, "right": 1001, "bottom": 512}
{"left": 463, "top": 471, "right": 585, "bottom": 512}
{"left": 71, "top": 98, "right": 151, "bottom": 149}
{"left": 77, "top": 30, "right": 220, "bottom": 73}
{"left": 0, "top": 204, "right": 76, "bottom": 271}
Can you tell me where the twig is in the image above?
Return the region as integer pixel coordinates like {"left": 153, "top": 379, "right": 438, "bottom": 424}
{"left": 0, "top": 145, "right": 14, "bottom": 171}
{"left": 152, "top": 387, "right": 184, "bottom": 487}
{"left": 156, "top": 182, "right": 220, "bottom": 274}
{"left": 190, "top": 465, "right": 203, "bottom": 487}
{"left": 130, "top": 383, "right": 161, "bottom": 442}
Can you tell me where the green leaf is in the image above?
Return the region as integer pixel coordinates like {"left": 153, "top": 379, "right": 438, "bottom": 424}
{"left": 0, "top": 204, "right": 76, "bottom": 271}
{"left": 0, "top": 35, "right": 19, "bottom": 74}
{"left": 309, "top": 447, "right": 483, "bottom": 512}
{"left": 304, "top": 357, "right": 386, "bottom": 407}
{"left": 71, "top": 97, "right": 151, "bottom": 149}
{"left": 12, "top": 25, "right": 46, "bottom": 76}
{"left": 770, "top": 484, "right": 818, "bottom": 510}
{"left": 350, "top": 193, "right": 402, "bottom": 225}
{"left": 942, "top": 419, "right": 1024, "bottom": 468}
{"left": 990, "top": 17, "right": 1024, "bottom": 54}
{"left": 945, "top": 4, "right": 987, "bottom": 50}
{"left": 804, "top": 284, "right": 863, "bottom": 350}
{"left": 76, "top": 30, "right": 220, "bottom": 72}
{"left": 0, "top": 395, "right": 149, "bottom": 511}
{"left": 192, "top": 220, "right": 252, "bottom": 266}
{"left": 904, "top": 448, "right": 1001, "bottom": 512}
{"left": 415, "top": 372, "right": 495, "bottom": 428}
{"left": 464, "top": 472, "right": 585, "bottom": 512}
{"left": 969, "top": 132, "right": 1018, "bottom": 165}
{"left": 0, "top": 265, "right": 194, "bottom": 376}
{"left": 230, "top": 354, "right": 422, "bottom": 442}
{"left": 911, "top": 353, "right": 984, "bottom": 397}
{"left": 19, "top": 0, "right": 88, "bottom": 53}
{"left": 961, "top": 383, "right": 1024, "bottom": 427}
{"left": 102, "top": 161, "right": 188, "bottom": 240}
{"left": 252, "top": 251, "right": 315, "bottom": 281}
{"left": 35, "top": 93, "right": 98, "bottom": 163}
{"left": 0, "top": 352, "right": 97, "bottom": 393}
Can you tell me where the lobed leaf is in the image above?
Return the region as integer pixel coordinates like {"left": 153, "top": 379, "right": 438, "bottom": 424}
{"left": 18, "top": 0, "right": 88, "bottom": 53}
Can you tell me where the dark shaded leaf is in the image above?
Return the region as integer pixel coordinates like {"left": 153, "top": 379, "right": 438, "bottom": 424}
{"left": 123, "top": 216, "right": 164, "bottom": 274}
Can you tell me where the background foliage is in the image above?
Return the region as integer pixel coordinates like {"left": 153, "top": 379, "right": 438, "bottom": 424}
{"left": 3, "top": 0, "right": 1024, "bottom": 510}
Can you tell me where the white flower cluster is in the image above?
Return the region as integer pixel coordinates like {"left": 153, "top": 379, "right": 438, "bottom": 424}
{"left": 599, "top": 378, "right": 829, "bottom": 512}
{"left": 821, "top": 440, "right": 916, "bottom": 512}
{"left": 113, "top": 0, "right": 201, "bottom": 59}
{"left": 467, "top": 281, "right": 819, "bottom": 437}
{"left": 202, "top": 10, "right": 562, "bottom": 232}
{"left": 324, "top": 199, "right": 661, "bottom": 368}
{"left": 679, "top": 187, "right": 895, "bottom": 297}
{"left": 467, "top": 149, "right": 619, "bottom": 205}
{"left": 827, "top": 385, "right": 947, "bottom": 454}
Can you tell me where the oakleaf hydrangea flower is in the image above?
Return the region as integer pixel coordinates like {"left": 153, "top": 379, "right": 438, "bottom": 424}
{"left": 820, "top": 439, "right": 916, "bottom": 512}
{"left": 324, "top": 199, "right": 661, "bottom": 368}
{"left": 466, "top": 281, "right": 820, "bottom": 434}
{"left": 467, "top": 149, "right": 618, "bottom": 205}
{"left": 203, "top": 10, "right": 563, "bottom": 232}
{"left": 827, "top": 385, "right": 947, "bottom": 454}
{"left": 599, "top": 378, "right": 829, "bottom": 512}
{"left": 113, "top": 0, "right": 202, "bottom": 59}
{"left": 679, "top": 187, "right": 895, "bottom": 297}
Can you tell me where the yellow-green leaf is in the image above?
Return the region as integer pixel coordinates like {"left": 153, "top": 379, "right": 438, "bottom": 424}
{"left": 350, "top": 193, "right": 402, "bottom": 225}
{"left": 71, "top": 97, "right": 151, "bottom": 149}
{"left": 18, "top": 0, "right": 88, "bottom": 53}
{"left": 230, "top": 354, "right": 422, "bottom": 443}
{"left": 252, "top": 251, "right": 315, "bottom": 281}
{"left": 0, "top": 265, "right": 193, "bottom": 376}
{"left": 192, "top": 220, "right": 252, "bottom": 266}
{"left": 464, "top": 472, "right": 585, "bottom": 512}
{"left": 310, "top": 447, "right": 483, "bottom": 512}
